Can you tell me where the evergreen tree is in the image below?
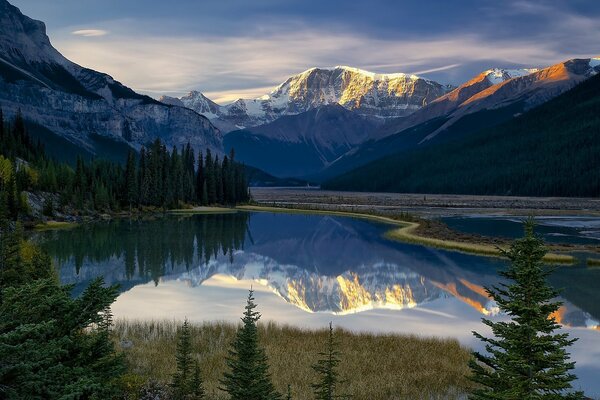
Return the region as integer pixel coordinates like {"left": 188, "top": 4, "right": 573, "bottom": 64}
{"left": 0, "top": 278, "right": 124, "bottom": 398}
{"left": 125, "top": 150, "right": 138, "bottom": 210}
{"left": 220, "top": 289, "right": 281, "bottom": 400}
{"left": 312, "top": 322, "right": 350, "bottom": 400}
{"left": 205, "top": 150, "right": 216, "bottom": 204}
{"left": 172, "top": 319, "right": 194, "bottom": 400}
{"left": 190, "top": 360, "right": 206, "bottom": 400}
{"left": 286, "top": 384, "right": 292, "bottom": 400}
{"left": 470, "top": 220, "right": 583, "bottom": 399}
{"left": 196, "top": 150, "right": 204, "bottom": 203}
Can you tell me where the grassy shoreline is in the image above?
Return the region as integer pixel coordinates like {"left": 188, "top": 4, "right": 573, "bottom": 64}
{"left": 238, "top": 205, "right": 576, "bottom": 264}
{"left": 115, "top": 319, "right": 472, "bottom": 400}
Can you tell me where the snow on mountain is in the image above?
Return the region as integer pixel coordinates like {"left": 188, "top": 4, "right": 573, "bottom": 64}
{"left": 372, "top": 58, "right": 600, "bottom": 141}
{"left": 484, "top": 68, "right": 539, "bottom": 85}
{"left": 165, "top": 66, "right": 454, "bottom": 132}
{"left": 0, "top": 0, "right": 222, "bottom": 157}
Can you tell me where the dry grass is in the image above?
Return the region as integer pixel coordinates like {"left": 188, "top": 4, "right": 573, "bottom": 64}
{"left": 33, "top": 220, "right": 79, "bottom": 231}
{"left": 114, "top": 319, "right": 473, "bottom": 400}
{"left": 587, "top": 258, "right": 600, "bottom": 268}
{"left": 239, "top": 205, "right": 575, "bottom": 265}
{"left": 168, "top": 206, "right": 238, "bottom": 214}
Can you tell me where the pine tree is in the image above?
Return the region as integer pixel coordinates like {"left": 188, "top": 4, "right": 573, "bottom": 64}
{"left": 312, "top": 322, "right": 350, "bottom": 400}
{"left": 172, "top": 319, "right": 194, "bottom": 400}
{"left": 189, "top": 360, "right": 206, "bottom": 399}
{"left": 286, "top": 385, "right": 292, "bottom": 400}
{"left": 125, "top": 150, "right": 137, "bottom": 211}
{"left": 196, "top": 150, "right": 204, "bottom": 203}
{"left": 470, "top": 220, "right": 583, "bottom": 399}
{"left": 220, "top": 289, "right": 281, "bottom": 400}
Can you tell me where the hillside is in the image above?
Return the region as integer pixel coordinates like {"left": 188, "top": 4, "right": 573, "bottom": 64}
{"left": 225, "top": 104, "right": 377, "bottom": 177}
{"left": 323, "top": 73, "right": 600, "bottom": 197}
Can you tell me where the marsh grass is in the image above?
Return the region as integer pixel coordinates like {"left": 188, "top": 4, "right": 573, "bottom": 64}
{"left": 587, "top": 258, "right": 600, "bottom": 268}
{"left": 33, "top": 220, "right": 78, "bottom": 230}
{"left": 114, "top": 319, "right": 473, "bottom": 400}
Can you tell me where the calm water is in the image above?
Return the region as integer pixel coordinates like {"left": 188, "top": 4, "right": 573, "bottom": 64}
{"left": 33, "top": 211, "right": 600, "bottom": 396}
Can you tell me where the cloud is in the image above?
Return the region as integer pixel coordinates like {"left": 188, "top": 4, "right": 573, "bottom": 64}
{"left": 409, "top": 64, "right": 462, "bottom": 76}
{"left": 71, "top": 29, "right": 109, "bottom": 37}
{"left": 48, "top": 0, "right": 600, "bottom": 104}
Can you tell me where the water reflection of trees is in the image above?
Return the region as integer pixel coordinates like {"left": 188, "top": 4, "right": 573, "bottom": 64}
{"left": 37, "top": 213, "right": 250, "bottom": 284}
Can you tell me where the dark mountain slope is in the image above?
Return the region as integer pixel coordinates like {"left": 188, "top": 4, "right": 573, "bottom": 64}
{"left": 224, "top": 104, "right": 377, "bottom": 177}
{"left": 323, "top": 73, "right": 600, "bottom": 197}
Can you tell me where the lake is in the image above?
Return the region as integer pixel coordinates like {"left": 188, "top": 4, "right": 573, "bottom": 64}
{"left": 32, "top": 211, "right": 600, "bottom": 396}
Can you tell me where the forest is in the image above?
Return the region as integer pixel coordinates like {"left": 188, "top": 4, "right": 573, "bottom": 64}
{"left": 323, "top": 73, "right": 600, "bottom": 197}
{"left": 0, "top": 109, "right": 250, "bottom": 220}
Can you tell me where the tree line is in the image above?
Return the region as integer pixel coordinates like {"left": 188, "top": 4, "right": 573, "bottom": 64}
{"left": 0, "top": 109, "right": 250, "bottom": 219}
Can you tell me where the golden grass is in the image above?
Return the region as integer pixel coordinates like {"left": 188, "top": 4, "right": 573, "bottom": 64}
{"left": 168, "top": 206, "right": 237, "bottom": 214}
{"left": 239, "top": 205, "right": 575, "bottom": 265}
{"left": 114, "top": 319, "right": 472, "bottom": 400}
{"left": 33, "top": 220, "right": 78, "bottom": 231}
{"left": 587, "top": 258, "right": 600, "bottom": 268}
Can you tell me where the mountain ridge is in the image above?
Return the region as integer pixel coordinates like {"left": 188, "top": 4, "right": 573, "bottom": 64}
{"left": 161, "top": 65, "right": 454, "bottom": 132}
{"left": 0, "top": 0, "right": 222, "bottom": 159}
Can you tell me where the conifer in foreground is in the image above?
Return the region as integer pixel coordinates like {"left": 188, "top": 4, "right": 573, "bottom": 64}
{"left": 220, "top": 289, "right": 281, "bottom": 400}
{"left": 312, "top": 322, "right": 350, "bottom": 400}
{"left": 470, "top": 220, "right": 583, "bottom": 399}
{"left": 172, "top": 319, "right": 205, "bottom": 399}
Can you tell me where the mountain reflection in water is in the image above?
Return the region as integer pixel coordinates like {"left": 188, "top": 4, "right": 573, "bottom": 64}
{"left": 34, "top": 212, "right": 600, "bottom": 330}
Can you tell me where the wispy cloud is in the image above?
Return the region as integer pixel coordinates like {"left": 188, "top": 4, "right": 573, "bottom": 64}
{"left": 55, "top": 29, "right": 583, "bottom": 103}
{"left": 71, "top": 29, "right": 109, "bottom": 37}
{"left": 409, "top": 64, "right": 462, "bottom": 76}
{"left": 44, "top": 0, "right": 600, "bottom": 103}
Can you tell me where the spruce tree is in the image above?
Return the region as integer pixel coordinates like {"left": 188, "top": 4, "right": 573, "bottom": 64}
{"left": 125, "top": 150, "right": 137, "bottom": 211}
{"left": 190, "top": 360, "right": 206, "bottom": 400}
{"left": 312, "top": 322, "right": 350, "bottom": 400}
{"left": 220, "top": 289, "right": 281, "bottom": 400}
{"left": 470, "top": 220, "right": 583, "bottom": 399}
{"left": 172, "top": 319, "right": 194, "bottom": 400}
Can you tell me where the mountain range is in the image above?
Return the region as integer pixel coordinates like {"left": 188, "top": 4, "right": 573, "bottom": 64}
{"left": 1, "top": 0, "right": 598, "bottom": 196}
{"left": 161, "top": 66, "right": 454, "bottom": 131}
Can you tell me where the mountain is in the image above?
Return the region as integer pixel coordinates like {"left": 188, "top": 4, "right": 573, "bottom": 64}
{"left": 0, "top": 0, "right": 222, "bottom": 160}
{"left": 323, "top": 69, "right": 600, "bottom": 197}
{"left": 317, "top": 58, "right": 600, "bottom": 180}
{"left": 224, "top": 104, "right": 378, "bottom": 177}
{"left": 244, "top": 165, "right": 312, "bottom": 187}
{"left": 162, "top": 66, "right": 453, "bottom": 132}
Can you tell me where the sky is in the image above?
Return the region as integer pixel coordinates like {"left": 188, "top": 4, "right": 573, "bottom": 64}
{"left": 10, "top": 0, "right": 600, "bottom": 104}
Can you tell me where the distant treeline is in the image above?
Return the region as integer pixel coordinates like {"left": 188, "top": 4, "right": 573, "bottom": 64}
{"left": 0, "top": 109, "right": 250, "bottom": 218}
{"left": 323, "top": 72, "right": 600, "bottom": 197}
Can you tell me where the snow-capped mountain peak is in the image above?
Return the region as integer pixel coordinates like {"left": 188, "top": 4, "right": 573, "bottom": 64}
{"left": 166, "top": 65, "right": 454, "bottom": 132}
{"left": 484, "top": 68, "right": 539, "bottom": 85}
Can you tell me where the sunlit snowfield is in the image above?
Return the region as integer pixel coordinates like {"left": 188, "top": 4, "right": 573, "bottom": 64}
{"left": 33, "top": 212, "right": 600, "bottom": 396}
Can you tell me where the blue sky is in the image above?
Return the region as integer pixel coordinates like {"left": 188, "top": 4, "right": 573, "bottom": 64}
{"left": 10, "top": 0, "right": 600, "bottom": 103}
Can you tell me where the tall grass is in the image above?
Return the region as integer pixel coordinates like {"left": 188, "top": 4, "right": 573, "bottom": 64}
{"left": 114, "top": 319, "right": 473, "bottom": 400}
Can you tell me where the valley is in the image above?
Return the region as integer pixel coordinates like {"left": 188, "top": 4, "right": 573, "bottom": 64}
{"left": 1, "top": 0, "right": 599, "bottom": 399}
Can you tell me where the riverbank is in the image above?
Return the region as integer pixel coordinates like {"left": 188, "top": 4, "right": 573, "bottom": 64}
{"left": 238, "top": 205, "right": 576, "bottom": 264}
{"left": 114, "top": 319, "right": 472, "bottom": 400}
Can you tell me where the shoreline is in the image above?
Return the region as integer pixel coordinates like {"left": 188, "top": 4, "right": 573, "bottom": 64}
{"left": 237, "top": 205, "right": 576, "bottom": 264}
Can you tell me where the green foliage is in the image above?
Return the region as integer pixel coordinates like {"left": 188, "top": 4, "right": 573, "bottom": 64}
{"left": 221, "top": 289, "right": 281, "bottom": 400}
{"left": 171, "top": 319, "right": 205, "bottom": 399}
{"left": 469, "top": 220, "right": 583, "bottom": 399}
{"left": 0, "top": 108, "right": 250, "bottom": 219}
{"left": 0, "top": 277, "right": 125, "bottom": 399}
{"left": 312, "top": 323, "right": 350, "bottom": 400}
{"left": 324, "top": 73, "right": 600, "bottom": 197}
